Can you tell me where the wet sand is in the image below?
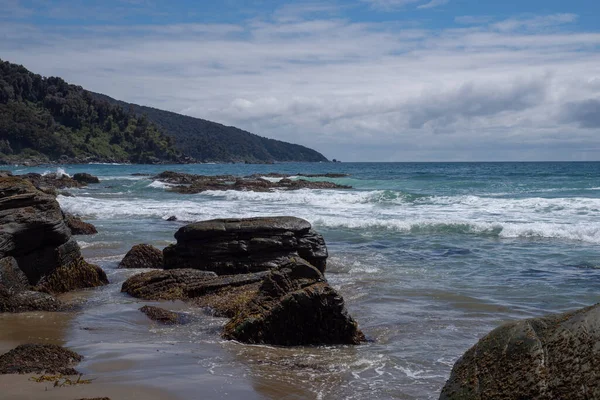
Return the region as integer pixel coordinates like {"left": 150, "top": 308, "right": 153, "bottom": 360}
{"left": 0, "top": 312, "right": 72, "bottom": 354}
{"left": 0, "top": 374, "right": 179, "bottom": 400}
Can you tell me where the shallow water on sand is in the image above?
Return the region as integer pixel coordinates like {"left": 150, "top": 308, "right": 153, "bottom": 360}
{"left": 2, "top": 162, "right": 600, "bottom": 399}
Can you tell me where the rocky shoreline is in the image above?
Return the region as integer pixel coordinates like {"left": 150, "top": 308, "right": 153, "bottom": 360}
{"left": 0, "top": 171, "right": 599, "bottom": 398}
{"left": 152, "top": 170, "right": 352, "bottom": 193}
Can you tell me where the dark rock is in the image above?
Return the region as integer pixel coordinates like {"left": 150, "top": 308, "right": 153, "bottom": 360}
{"left": 72, "top": 173, "right": 100, "bottom": 184}
{"left": 297, "top": 173, "right": 349, "bottom": 178}
{"left": 35, "top": 258, "right": 108, "bottom": 294}
{"left": 119, "top": 244, "right": 164, "bottom": 269}
{"left": 439, "top": 304, "right": 600, "bottom": 400}
{"left": 0, "top": 177, "right": 107, "bottom": 297}
{"left": 222, "top": 259, "right": 365, "bottom": 345}
{"left": 121, "top": 268, "right": 257, "bottom": 301}
{"left": 0, "top": 344, "right": 82, "bottom": 375}
{"left": 139, "top": 305, "right": 188, "bottom": 325}
{"left": 0, "top": 171, "right": 12, "bottom": 178}
{"left": 0, "top": 257, "right": 29, "bottom": 292}
{"left": 64, "top": 213, "right": 98, "bottom": 235}
{"left": 152, "top": 170, "right": 351, "bottom": 194}
{"left": 19, "top": 172, "right": 86, "bottom": 191}
{"left": 79, "top": 398, "right": 111, "bottom": 400}
{"left": 166, "top": 215, "right": 177, "bottom": 221}
{"left": 163, "top": 216, "right": 328, "bottom": 275}
{"left": 131, "top": 173, "right": 151, "bottom": 176}
{"left": 0, "top": 286, "right": 62, "bottom": 312}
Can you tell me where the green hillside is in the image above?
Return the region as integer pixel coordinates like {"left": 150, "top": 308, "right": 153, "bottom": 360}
{"left": 91, "top": 94, "right": 329, "bottom": 163}
{"left": 0, "top": 59, "right": 183, "bottom": 164}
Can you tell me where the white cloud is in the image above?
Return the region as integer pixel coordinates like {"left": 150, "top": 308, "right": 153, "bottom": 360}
{"left": 417, "top": 0, "right": 449, "bottom": 10}
{"left": 1, "top": 7, "right": 599, "bottom": 161}
{"left": 492, "top": 13, "right": 578, "bottom": 32}
{"left": 362, "top": 0, "right": 421, "bottom": 11}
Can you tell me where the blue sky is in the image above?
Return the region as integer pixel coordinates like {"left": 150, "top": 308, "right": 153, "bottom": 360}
{"left": 1, "top": 0, "right": 600, "bottom": 161}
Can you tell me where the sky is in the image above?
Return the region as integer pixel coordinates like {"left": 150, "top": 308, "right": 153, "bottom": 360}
{"left": 1, "top": 0, "right": 599, "bottom": 161}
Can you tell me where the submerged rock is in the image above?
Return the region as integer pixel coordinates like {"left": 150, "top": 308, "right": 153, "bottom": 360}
{"left": 163, "top": 216, "right": 328, "bottom": 275}
{"left": 223, "top": 258, "right": 365, "bottom": 345}
{"left": 139, "top": 305, "right": 188, "bottom": 325}
{"left": 440, "top": 303, "right": 600, "bottom": 400}
{"left": 0, "top": 344, "right": 83, "bottom": 375}
{"left": 119, "top": 244, "right": 164, "bottom": 269}
{"left": 64, "top": 213, "right": 98, "bottom": 235}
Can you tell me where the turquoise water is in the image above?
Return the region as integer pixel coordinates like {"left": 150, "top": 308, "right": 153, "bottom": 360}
{"left": 7, "top": 162, "right": 600, "bottom": 399}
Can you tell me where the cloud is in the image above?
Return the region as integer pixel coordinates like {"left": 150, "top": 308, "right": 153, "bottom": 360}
{"left": 1, "top": 4, "right": 599, "bottom": 161}
{"left": 417, "top": 0, "right": 449, "bottom": 10}
{"left": 560, "top": 99, "right": 600, "bottom": 128}
{"left": 492, "top": 13, "right": 578, "bottom": 32}
{"left": 454, "top": 15, "right": 493, "bottom": 25}
{"left": 362, "top": 0, "right": 421, "bottom": 11}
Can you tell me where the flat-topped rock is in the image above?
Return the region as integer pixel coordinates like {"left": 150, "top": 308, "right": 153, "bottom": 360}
{"left": 174, "top": 216, "right": 312, "bottom": 239}
{"left": 163, "top": 216, "right": 327, "bottom": 274}
{"left": 440, "top": 303, "right": 600, "bottom": 400}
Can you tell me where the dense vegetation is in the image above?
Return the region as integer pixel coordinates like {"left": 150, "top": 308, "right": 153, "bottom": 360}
{"left": 0, "top": 60, "right": 184, "bottom": 164}
{"left": 92, "top": 94, "right": 329, "bottom": 163}
{"left": 0, "top": 59, "right": 328, "bottom": 164}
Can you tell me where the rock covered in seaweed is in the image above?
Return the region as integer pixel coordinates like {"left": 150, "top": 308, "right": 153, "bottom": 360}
{"left": 0, "top": 344, "right": 83, "bottom": 375}
{"left": 64, "top": 213, "right": 98, "bottom": 235}
{"left": 163, "top": 216, "right": 328, "bottom": 275}
{"left": 119, "top": 244, "right": 164, "bottom": 269}
{"left": 223, "top": 258, "right": 365, "bottom": 345}
{"left": 122, "top": 269, "right": 258, "bottom": 301}
{"left": 439, "top": 303, "right": 600, "bottom": 400}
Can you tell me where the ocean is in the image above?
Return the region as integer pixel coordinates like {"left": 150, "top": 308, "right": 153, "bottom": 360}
{"left": 3, "top": 162, "right": 600, "bottom": 399}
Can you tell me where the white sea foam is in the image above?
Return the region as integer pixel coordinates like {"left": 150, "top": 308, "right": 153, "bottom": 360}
{"left": 148, "top": 180, "right": 172, "bottom": 189}
{"left": 43, "top": 167, "right": 69, "bottom": 177}
{"left": 57, "top": 189, "right": 600, "bottom": 244}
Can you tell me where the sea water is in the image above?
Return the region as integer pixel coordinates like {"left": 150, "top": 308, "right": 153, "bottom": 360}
{"left": 6, "top": 162, "right": 600, "bottom": 399}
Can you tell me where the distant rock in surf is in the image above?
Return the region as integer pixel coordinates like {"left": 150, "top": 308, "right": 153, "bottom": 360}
{"left": 64, "top": 213, "right": 98, "bottom": 235}
{"left": 73, "top": 172, "right": 100, "bottom": 184}
{"left": 151, "top": 170, "right": 351, "bottom": 194}
{"left": 440, "top": 303, "right": 600, "bottom": 400}
{"left": 163, "top": 217, "right": 328, "bottom": 275}
{"left": 119, "top": 244, "right": 164, "bottom": 269}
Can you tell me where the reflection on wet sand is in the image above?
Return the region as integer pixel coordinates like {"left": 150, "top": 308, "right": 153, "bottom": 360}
{"left": 0, "top": 312, "right": 73, "bottom": 354}
{"left": 0, "top": 374, "right": 180, "bottom": 400}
